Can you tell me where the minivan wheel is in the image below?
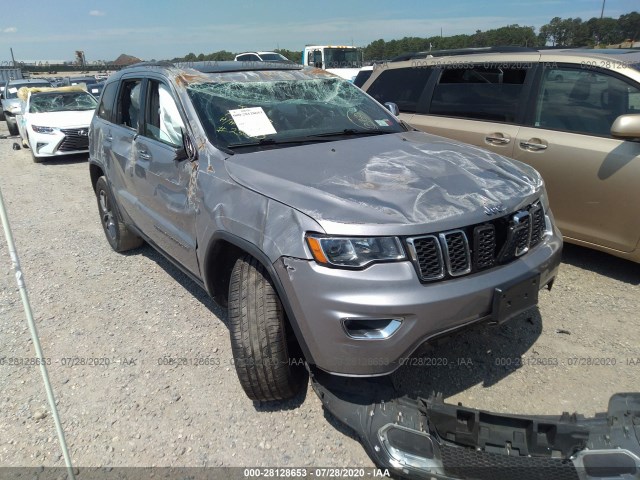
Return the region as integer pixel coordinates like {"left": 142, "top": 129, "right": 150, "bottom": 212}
{"left": 229, "top": 254, "right": 307, "bottom": 401}
{"left": 95, "top": 176, "right": 143, "bottom": 252}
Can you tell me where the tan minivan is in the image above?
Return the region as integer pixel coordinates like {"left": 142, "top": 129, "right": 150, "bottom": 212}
{"left": 363, "top": 48, "right": 640, "bottom": 263}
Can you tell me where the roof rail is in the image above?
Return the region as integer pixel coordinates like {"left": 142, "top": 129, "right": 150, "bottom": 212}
{"left": 122, "top": 61, "right": 175, "bottom": 70}
{"left": 390, "top": 46, "right": 539, "bottom": 62}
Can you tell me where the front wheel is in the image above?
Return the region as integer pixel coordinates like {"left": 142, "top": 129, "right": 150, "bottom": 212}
{"left": 6, "top": 118, "right": 18, "bottom": 136}
{"left": 95, "top": 176, "right": 143, "bottom": 252}
{"left": 228, "top": 254, "right": 307, "bottom": 401}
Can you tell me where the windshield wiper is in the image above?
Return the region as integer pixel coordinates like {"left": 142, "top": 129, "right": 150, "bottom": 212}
{"left": 227, "top": 137, "right": 332, "bottom": 149}
{"left": 307, "top": 129, "right": 390, "bottom": 138}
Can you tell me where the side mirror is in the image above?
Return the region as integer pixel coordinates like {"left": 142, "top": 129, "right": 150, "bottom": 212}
{"left": 611, "top": 114, "right": 640, "bottom": 141}
{"left": 384, "top": 102, "right": 400, "bottom": 117}
{"left": 175, "top": 130, "right": 198, "bottom": 162}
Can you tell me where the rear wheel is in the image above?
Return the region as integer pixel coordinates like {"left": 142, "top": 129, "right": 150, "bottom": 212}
{"left": 228, "top": 254, "right": 307, "bottom": 401}
{"left": 95, "top": 176, "right": 143, "bottom": 252}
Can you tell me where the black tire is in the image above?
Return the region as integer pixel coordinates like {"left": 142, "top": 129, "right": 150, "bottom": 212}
{"left": 6, "top": 118, "right": 19, "bottom": 136}
{"left": 95, "top": 176, "right": 143, "bottom": 252}
{"left": 229, "top": 254, "right": 307, "bottom": 401}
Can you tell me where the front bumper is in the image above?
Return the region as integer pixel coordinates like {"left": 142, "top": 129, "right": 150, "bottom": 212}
{"left": 311, "top": 369, "right": 640, "bottom": 480}
{"left": 28, "top": 127, "right": 90, "bottom": 157}
{"left": 275, "top": 229, "right": 562, "bottom": 376}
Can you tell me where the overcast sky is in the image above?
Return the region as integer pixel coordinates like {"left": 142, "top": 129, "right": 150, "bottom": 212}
{"left": 0, "top": 0, "right": 637, "bottom": 63}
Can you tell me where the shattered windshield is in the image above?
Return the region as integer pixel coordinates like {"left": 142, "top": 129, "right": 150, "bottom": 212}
{"left": 187, "top": 77, "right": 402, "bottom": 150}
{"left": 29, "top": 91, "right": 98, "bottom": 113}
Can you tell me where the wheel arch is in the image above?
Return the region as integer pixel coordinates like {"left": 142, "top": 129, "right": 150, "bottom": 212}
{"left": 89, "top": 162, "right": 104, "bottom": 192}
{"left": 202, "top": 231, "right": 315, "bottom": 364}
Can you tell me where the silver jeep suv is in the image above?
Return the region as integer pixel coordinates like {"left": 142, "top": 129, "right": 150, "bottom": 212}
{"left": 89, "top": 61, "right": 562, "bottom": 401}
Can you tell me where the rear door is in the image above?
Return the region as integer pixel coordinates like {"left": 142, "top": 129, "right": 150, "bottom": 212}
{"left": 106, "top": 77, "right": 145, "bottom": 226}
{"left": 410, "top": 61, "right": 537, "bottom": 158}
{"left": 514, "top": 64, "right": 640, "bottom": 252}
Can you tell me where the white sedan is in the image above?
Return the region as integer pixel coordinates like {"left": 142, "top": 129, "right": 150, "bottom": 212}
{"left": 17, "top": 86, "right": 98, "bottom": 162}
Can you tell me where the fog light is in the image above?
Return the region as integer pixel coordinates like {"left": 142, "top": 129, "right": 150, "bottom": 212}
{"left": 379, "top": 424, "right": 440, "bottom": 470}
{"left": 342, "top": 318, "right": 402, "bottom": 340}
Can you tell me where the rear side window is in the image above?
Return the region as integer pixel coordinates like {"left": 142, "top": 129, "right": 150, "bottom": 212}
{"left": 429, "top": 66, "right": 528, "bottom": 122}
{"left": 366, "top": 67, "right": 431, "bottom": 113}
{"left": 96, "top": 82, "right": 118, "bottom": 121}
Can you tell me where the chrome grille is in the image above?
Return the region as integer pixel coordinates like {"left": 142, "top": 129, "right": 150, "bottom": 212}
{"left": 406, "top": 235, "right": 444, "bottom": 281}
{"left": 497, "top": 211, "right": 531, "bottom": 262}
{"left": 529, "top": 203, "right": 545, "bottom": 247}
{"left": 407, "top": 201, "right": 547, "bottom": 283}
{"left": 440, "top": 230, "right": 471, "bottom": 276}
{"left": 58, "top": 128, "right": 89, "bottom": 152}
{"left": 473, "top": 224, "right": 496, "bottom": 270}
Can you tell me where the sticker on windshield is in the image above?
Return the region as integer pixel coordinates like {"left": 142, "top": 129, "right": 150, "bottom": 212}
{"left": 8, "top": 87, "right": 18, "bottom": 94}
{"left": 228, "top": 107, "right": 276, "bottom": 137}
{"left": 375, "top": 119, "right": 393, "bottom": 127}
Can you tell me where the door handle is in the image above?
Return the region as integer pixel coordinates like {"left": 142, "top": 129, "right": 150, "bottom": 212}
{"left": 520, "top": 141, "right": 548, "bottom": 151}
{"left": 138, "top": 150, "right": 151, "bottom": 160}
{"left": 485, "top": 135, "right": 510, "bottom": 145}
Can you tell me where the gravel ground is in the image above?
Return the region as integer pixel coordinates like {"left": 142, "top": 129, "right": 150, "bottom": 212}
{"left": 0, "top": 121, "right": 639, "bottom": 473}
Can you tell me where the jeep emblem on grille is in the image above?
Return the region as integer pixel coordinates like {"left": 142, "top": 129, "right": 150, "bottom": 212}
{"left": 484, "top": 204, "right": 507, "bottom": 216}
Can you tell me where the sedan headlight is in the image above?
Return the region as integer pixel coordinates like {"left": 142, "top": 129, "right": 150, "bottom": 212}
{"left": 31, "top": 125, "right": 55, "bottom": 134}
{"left": 306, "top": 234, "right": 406, "bottom": 268}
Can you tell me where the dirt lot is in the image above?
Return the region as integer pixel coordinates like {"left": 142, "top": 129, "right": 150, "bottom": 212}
{"left": 0, "top": 121, "right": 639, "bottom": 472}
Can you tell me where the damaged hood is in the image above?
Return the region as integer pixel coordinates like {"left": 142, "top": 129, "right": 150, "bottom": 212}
{"left": 225, "top": 131, "right": 543, "bottom": 235}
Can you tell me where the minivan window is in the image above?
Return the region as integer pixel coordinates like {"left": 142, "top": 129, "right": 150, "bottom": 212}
{"left": 534, "top": 67, "right": 640, "bottom": 136}
{"left": 429, "top": 66, "right": 528, "bottom": 122}
{"left": 366, "top": 68, "right": 431, "bottom": 113}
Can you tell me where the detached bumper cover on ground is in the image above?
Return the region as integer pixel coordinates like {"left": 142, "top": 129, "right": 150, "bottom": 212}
{"left": 311, "top": 368, "right": 640, "bottom": 480}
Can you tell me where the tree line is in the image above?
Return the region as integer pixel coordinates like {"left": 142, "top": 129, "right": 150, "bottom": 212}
{"left": 170, "top": 11, "right": 638, "bottom": 64}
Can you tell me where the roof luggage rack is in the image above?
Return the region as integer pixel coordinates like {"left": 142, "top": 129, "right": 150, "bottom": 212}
{"left": 390, "top": 46, "right": 539, "bottom": 62}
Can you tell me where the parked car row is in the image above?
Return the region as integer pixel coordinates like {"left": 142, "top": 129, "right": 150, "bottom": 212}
{"left": 2, "top": 80, "right": 97, "bottom": 161}
{"left": 361, "top": 48, "right": 640, "bottom": 263}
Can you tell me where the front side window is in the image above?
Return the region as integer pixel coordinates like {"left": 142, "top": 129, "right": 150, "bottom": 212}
{"left": 534, "top": 67, "right": 640, "bottom": 136}
{"left": 144, "top": 81, "right": 185, "bottom": 147}
{"left": 187, "top": 76, "right": 403, "bottom": 150}
{"left": 429, "top": 66, "right": 529, "bottom": 122}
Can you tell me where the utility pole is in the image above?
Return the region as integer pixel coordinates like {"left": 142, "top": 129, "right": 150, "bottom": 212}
{"left": 10, "top": 47, "right": 16, "bottom": 67}
{"left": 600, "top": 0, "right": 605, "bottom": 19}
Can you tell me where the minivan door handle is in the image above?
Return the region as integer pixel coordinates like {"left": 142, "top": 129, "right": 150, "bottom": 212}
{"left": 520, "top": 140, "right": 548, "bottom": 151}
{"left": 485, "top": 135, "right": 510, "bottom": 145}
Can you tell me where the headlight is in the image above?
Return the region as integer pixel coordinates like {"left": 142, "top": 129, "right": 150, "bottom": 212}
{"left": 31, "top": 125, "right": 55, "bottom": 134}
{"left": 306, "top": 234, "right": 406, "bottom": 268}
